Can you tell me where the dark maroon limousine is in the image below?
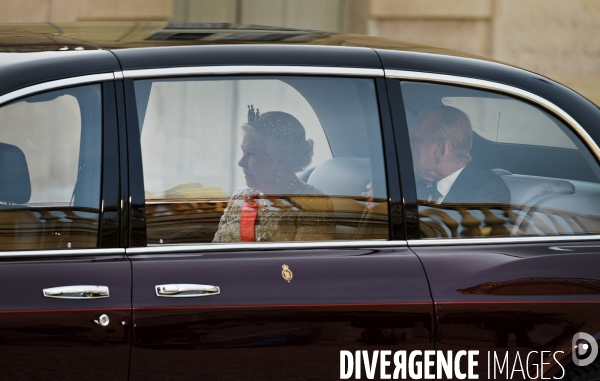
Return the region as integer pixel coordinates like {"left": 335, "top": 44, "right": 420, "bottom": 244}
{"left": 0, "top": 22, "right": 599, "bottom": 381}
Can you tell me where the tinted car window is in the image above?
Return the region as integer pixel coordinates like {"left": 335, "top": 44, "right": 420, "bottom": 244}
{"left": 135, "top": 76, "right": 388, "bottom": 244}
{"left": 0, "top": 85, "right": 102, "bottom": 250}
{"left": 442, "top": 96, "right": 577, "bottom": 149}
{"left": 400, "top": 81, "right": 600, "bottom": 238}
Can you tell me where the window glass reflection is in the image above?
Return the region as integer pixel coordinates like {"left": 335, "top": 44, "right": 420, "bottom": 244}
{"left": 0, "top": 85, "right": 102, "bottom": 250}
{"left": 136, "top": 76, "right": 389, "bottom": 244}
{"left": 402, "top": 81, "right": 600, "bottom": 239}
{"left": 213, "top": 107, "right": 334, "bottom": 242}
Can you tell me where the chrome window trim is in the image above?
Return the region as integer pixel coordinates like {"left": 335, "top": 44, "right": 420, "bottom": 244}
{"left": 0, "top": 73, "right": 115, "bottom": 107}
{"left": 385, "top": 69, "right": 600, "bottom": 160}
{"left": 122, "top": 66, "right": 384, "bottom": 79}
{"left": 408, "top": 235, "right": 600, "bottom": 246}
{"left": 126, "top": 240, "right": 405, "bottom": 255}
{"left": 0, "top": 248, "right": 125, "bottom": 259}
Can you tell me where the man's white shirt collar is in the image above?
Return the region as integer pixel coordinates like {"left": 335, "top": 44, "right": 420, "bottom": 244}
{"left": 436, "top": 166, "right": 465, "bottom": 203}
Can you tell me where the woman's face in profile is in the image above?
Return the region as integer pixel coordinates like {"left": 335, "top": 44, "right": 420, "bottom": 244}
{"left": 238, "top": 132, "right": 281, "bottom": 192}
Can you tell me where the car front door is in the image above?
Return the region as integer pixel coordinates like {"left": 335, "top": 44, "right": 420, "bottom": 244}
{"left": 0, "top": 79, "right": 131, "bottom": 380}
{"left": 124, "top": 69, "right": 434, "bottom": 380}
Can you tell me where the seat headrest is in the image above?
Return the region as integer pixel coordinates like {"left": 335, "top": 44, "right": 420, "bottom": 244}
{"left": 307, "top": 157, "right": 370, "bottom": 196}
{"left": 297, "top": 166, "right": 315, "bottom": 183}
{"left": 500, "top": 175, "right": 574, "bottom": 205}
{"left": 0, "top": 142, "right": 31, "bottom": 204}
{"left": 492, "top": 168, "right": 512, "bottom": 176}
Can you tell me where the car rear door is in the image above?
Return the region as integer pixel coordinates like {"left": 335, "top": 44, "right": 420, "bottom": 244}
{"left": 0, "top": 77, "right": 131, "bottom": 380}
{"left": 387, "top": 72, "right": 600, "bottom": 379}
{"left": 123, "top": 68, "right": 434, "bottom": 380}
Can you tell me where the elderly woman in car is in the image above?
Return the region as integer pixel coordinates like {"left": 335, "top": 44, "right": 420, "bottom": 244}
{"left": 213, "top": 105, "right": 334, "bottom": 243}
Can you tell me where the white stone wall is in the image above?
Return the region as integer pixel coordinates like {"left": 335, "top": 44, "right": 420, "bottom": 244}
{"left": 368, "top": 0, "right": 600, "bottom": 105}
{"left": 0, "top": 0, "right": 173, "bottom": 22}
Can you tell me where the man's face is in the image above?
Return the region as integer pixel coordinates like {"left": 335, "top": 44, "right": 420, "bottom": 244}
{"left": 410, "top": 125, "right": 441, "bottom": 182}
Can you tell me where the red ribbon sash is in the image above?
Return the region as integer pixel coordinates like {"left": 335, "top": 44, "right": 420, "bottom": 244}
{"left": 240, "top": 198, "right": 258, "bottom": 242}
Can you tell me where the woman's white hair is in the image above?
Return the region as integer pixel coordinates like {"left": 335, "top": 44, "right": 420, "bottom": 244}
{"left": 242, "top": 110, "right": 314, "bottom": 173}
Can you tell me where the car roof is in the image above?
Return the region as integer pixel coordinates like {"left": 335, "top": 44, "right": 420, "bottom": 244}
{"left": 0, "top": 22, "right": 483, "bottom": 56}
{"left": 0, "top": 21, "right": 565, "bottom": 85}
{"left": 0, "top": 22, "right": 598, "bottom": 145}
{"left": 0, "top": 21, "right": 492, "bottom": 79}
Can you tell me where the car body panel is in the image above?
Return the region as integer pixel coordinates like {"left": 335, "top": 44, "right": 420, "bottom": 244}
{"left": 0, "top": 51, "right": 120, "bottom": 96}
{"left": 411, "top": 241, "right": 600, "bottom": 378}
{"left": 113, "top": 45, "right": 383, "bottom": 70}
{"left": 128, "top": 246, "right": 433, "bottom": 381}
{"left": 0, "top": 253, "right": 131, "bottom": 380}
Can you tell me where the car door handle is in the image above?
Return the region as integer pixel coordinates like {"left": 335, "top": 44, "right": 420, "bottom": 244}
{"left": 155, "top": 284, "right": 220, "bottom": 297}
{"left": 43, "top": 285, "right": 109, "bottom": 299}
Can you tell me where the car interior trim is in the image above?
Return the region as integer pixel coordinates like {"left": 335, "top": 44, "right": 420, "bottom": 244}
{"left": 385, "top": 70, "right": 600, "bottom": 160}
{"left": 0, "top": 248, "right": 125, "bottom": 258}
{"left": 121, "top": 66, "right": 385, "bottom": 79}
{"left": 125, "top": 240, "right": 406, "bottom": 255}
{"left": 408, "top": 234, "right": 600, "bottom": 246}
{"left": 0, "top": 73, "right": 115, "bottom": 106}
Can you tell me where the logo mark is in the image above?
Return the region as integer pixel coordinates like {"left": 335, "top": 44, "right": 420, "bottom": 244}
{"left": 573, "top": 332, "right": 598, "bottom": 367}
{"left": 281, "top": 264, "right": 293, "bottom": 283}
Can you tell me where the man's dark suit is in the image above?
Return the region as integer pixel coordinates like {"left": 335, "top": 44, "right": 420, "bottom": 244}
{"left": 443, "top": 162, "right": 510, "bottom": 204}
{"left": 417, "top": 162, "right": 511, "bottom": 204}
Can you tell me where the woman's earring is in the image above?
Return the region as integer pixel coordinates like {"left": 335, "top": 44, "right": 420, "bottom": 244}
{"left": 275, "top": 170, "right": 281, "bottom": 183}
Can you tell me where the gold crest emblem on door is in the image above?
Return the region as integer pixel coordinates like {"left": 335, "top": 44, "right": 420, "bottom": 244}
{"left": 281, "top": 264, "right": 293, "bottom": 283}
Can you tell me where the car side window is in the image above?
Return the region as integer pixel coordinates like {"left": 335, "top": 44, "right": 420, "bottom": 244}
{"left": 400, "top": 81, "right": 600, "bottom": 239}
{"left": 135, "top": 76, "right": 389, "bottom": 245}
{"left": 0, "top": 85, "right": 102, "bottom": 250}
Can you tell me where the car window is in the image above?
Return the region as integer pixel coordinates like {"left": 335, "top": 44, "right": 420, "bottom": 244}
{"left": 0, "top": 85, "right": 102, "bottom": 250}
{"left": 441, "top": 97, "right": 577, "bottom": 149}
{"left": 135, "top": 76, "right": 388, "bottom": 244}
{"left": 400, "top": 81, "right": 600, "bottom": 239}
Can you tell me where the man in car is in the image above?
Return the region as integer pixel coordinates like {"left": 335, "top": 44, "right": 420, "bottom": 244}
{"left": 410, "top": 105, "right": 510, "bottom": 204}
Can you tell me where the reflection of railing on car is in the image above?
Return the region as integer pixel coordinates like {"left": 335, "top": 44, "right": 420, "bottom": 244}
{"left": 146, "top": 199, "right": 228, "bottom": 244}
{"left": 419, "top": 202, "right": 600, "bottom": 238}
{"left": 145, "top": 196, "right": 389, "bottom": 244}
{"left": 0, "top": 205, "right": 99, "bottom": 250}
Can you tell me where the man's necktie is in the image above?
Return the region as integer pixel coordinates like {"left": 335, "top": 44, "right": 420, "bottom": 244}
{"left": 426, "top": 181, "right": 442, "bottom": 204}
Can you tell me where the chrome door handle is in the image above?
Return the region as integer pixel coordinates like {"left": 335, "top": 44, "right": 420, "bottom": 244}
{"left": 155, "top": 284, "right": 220, "bottom": 297}
{"left": 43, "top": 285, "right": 109, "bottom": 299}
